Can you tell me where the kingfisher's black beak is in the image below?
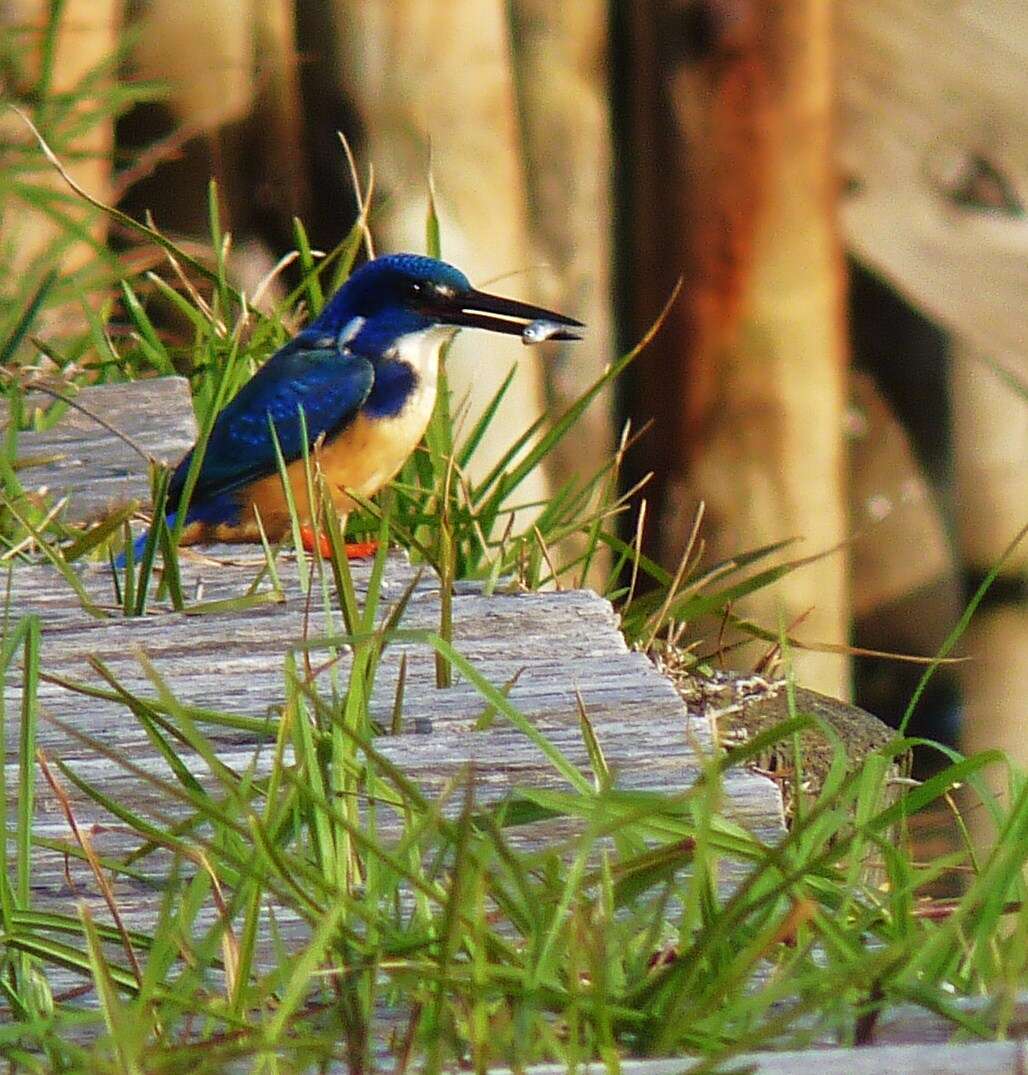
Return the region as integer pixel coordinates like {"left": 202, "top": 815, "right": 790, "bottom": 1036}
{"left": 432, "top": 288, "right": 584, "bottom": 341}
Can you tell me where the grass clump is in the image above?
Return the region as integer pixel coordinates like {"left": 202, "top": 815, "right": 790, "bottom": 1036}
{"left": 3, "top": 580, "right": 1028, "bottom": 1071}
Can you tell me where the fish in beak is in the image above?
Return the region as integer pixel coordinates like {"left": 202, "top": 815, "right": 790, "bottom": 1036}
{"left": 431, "top": 287, "right": 584, "bottom": 343}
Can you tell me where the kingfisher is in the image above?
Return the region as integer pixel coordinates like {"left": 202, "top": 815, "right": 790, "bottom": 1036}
{"left": 122, "top": 253, "right": 582, "bottom": 562}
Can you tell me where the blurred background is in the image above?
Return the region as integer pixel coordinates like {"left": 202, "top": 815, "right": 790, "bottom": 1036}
{"left": 1, "top": 1, "right": 1025, "bottom": 778}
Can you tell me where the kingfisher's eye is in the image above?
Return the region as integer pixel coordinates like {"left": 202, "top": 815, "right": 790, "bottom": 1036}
{"left": 409, "top": 281, "right": 425, "bottom": 296}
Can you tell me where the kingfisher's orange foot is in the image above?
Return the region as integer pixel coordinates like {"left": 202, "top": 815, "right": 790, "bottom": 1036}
{"left": 299, "top": 525, "right": 379, "bottom": 560}
{"left": 342, "top": 540, "right": 379, "bottom": 559}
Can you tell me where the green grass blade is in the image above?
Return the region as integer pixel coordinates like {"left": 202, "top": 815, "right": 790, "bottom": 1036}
{"left": 81, "top": 906, "right": 145, "bottom": 1074}
{"left": 293, "top": 216, "right": 324, "bottom": 313}
{"left": 0, "top": 270, "right": 58, "bottom": 365}
{"left": 900, "top": 521, "right": 1028, "bottom": 733}
{"left": 16, "top": 616, "right": 40, "bottom": 911}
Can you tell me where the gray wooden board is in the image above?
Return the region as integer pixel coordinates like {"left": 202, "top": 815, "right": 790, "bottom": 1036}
{"left": 0, "top": 374, "right": 1010, "bottom": 1071}
{"left": 2, "top": 548, "right": 785, "bottom": 999}
{"left": 518, "top": 1038, "right": 1028, "bottom": 1074}
{"left": 0, "top": 377, "right": 786, "bottom": 1036}
{"left": 3, "top": 547, "right": 784, "bottom": 822}
{"left": 2, "top": 377, "right": 197, "bottom": 523}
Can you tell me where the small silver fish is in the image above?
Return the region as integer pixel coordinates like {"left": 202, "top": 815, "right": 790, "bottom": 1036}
{"left": 522, "top": 318, "right": 570, "bottom": 345}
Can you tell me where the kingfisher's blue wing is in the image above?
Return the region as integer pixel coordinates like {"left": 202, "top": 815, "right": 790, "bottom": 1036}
{"left": 168, "top": 337, "right": 375, "bottom": 513}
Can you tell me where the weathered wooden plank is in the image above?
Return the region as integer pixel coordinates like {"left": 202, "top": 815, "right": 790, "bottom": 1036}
{"left": 6, "top": 556, "right": 695, "bottom": 739}
{"left": 0, "top": 377, "right": 1001, "bottom": 1070}
{"left": 3, "top": 550, "right": 784, "bottom": 991}
{"left": 0, "top": 378, "right": 789, "bottom": 1029}
{"left": 874, "top": 994, "right": 1028, "bottom": 1045}
{"left": 3, "top": 377, "right": 196, "bottom": 523}
{"left": 517, "top": 1038, "right": 1026, "bottom": 1074}
{"left": 2, "top": 548, "right": 785, "bottom": 1008}
{"left": 951, "top": 341, "right": 1028, "bottom": 835}
{"left": 3, "top": 549, "right": 783, "bottom": 825}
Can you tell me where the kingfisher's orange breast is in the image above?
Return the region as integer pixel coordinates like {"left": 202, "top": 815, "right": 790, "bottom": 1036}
{"left": 204, "top": 345, "right": 443, "bottom": 544}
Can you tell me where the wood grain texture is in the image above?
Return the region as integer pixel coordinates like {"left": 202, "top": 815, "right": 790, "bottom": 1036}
{"left": 839, "top": 1, "right": 1028, "bottom": 841}
{"left": 2, "top": 547, "right": 783, "bottom": 997}
{"left": 838, "top": 0, "right": 1028, "bottom": 379}
{"left": 0, "top": 316, "right": 1013, "bottom": 1067}
{"left": 517, "top": 1038, "right": 1027, "bottom": 1074}
{"left": 621, "top": 0, "right": 851, "bottom": 698}
{"left": 0, "top": 377, "right": 787, "bottom": 1002}
{"left": 3, "top": 549, "right": 783, "bottom": 836}
{"left": 3, "top": 377, "right": 197, "bottom": 523}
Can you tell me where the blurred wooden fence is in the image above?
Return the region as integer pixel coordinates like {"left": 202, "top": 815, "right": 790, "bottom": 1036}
{"left": 838, "top": 0, "right": 1027, "bottom": 809}
{"left": 619, "top": 1, "right": 850, "bottom": 697}
{"left": 2, "top": 2, "right": 1024, "bottom": 746}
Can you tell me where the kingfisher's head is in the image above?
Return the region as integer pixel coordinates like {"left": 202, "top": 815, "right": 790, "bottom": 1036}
{"left": 307, "top": 253, "right": 583, "bottom": 356}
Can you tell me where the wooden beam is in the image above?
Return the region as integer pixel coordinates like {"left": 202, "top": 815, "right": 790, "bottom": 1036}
{"left": 847, "top": 371, "right": 955, "bottom": 620}
{"left": 333, "top": 0, "right": 552, "bottom": 513}
{"left": 509, "top": 1, "right": 616, "bottom": 582}
{"left": 839, "top": 0, "right": 1028, "bottom": 821}
{"left": 511, "top": 1038, "right": 1026, "bottom": 1074}
{"left": 954, "top": 341, "right": 1028, "bottom": 833}
{"left": 1, "top": 377, "right": 786, "bottom": 1001}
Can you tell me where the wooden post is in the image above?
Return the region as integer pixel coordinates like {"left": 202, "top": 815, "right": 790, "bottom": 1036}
{"left": 133, "top": 0, "right": 254, "bottom": 133}
{"left": 837, "top": 0, "right": 1028, "bottom": 788}
{"left": 838, "top": 0, "right": 1028, "bottom": 376}
{"left": 252, "top": 0, "right": 313, "bottom": 227}
{"left": 131, "top": 0, "right": 256, "bottom": 234}
{"left": 621, "top": 1, "right": 850, "bottom": 697}
{"left": 509, "top": 0, "right": 616, "bottom": 546}
{"left": 332, "top": 0, "right": 551, "bottom": 510}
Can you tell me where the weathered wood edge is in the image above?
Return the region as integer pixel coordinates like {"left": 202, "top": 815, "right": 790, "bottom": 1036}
{"left": 506, "top": 1036, "right": 1026, "bottom": 1074}
{"left": 3, "top": 377, "right": 197, "bottom": 523}
{"left": 2, "top": 377, "right": 794, "bottom": 1044}
{"left": 490, "top": 991, "right": 1028, "bottom": 1070}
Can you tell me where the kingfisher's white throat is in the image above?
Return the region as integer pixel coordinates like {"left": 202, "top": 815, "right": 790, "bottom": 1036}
{"left": 391, "top": 323, "right": 457, "bottom": 411}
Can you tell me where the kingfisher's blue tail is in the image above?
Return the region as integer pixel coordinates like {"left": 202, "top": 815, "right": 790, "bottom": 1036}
{"left": 113, "top": 512, "right": 178, "bottom": 570}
